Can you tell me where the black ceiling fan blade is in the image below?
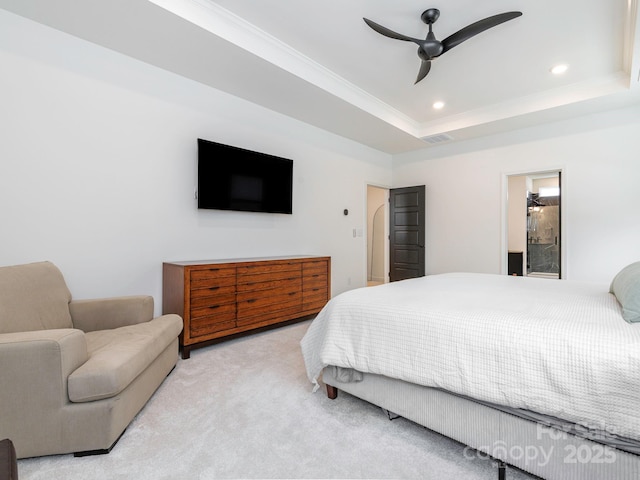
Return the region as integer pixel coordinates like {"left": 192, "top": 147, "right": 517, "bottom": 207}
{"left": 441, "top": 11, "right": 522, "bottom": 54}
{"left": 415, "top": 60, "right": 431, "bottom": 84}
{"left": 363, "top": 17, "right": 420, "bottom": 43}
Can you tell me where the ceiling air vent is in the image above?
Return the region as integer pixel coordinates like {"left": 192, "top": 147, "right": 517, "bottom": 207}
{"left": 420, "top": 133, "right": 454, "bottom": 145}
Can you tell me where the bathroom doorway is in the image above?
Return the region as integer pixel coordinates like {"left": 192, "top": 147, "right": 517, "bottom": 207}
{"left": 506, "top": 171, "right": 562, "bottom": 279}
{"left": 367, "top": 185, "right": 389, "bottom": 286}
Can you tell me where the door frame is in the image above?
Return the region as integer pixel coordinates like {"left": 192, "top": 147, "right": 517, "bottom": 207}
{"left": 501, "top": 168, "right": 566, "bottom": 278}
{"left": 364, "top": 183, "right": 390, "bottom": 286}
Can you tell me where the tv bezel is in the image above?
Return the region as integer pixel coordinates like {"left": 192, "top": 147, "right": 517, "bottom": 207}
{"left": 197, "top": 138, "right": 293, "bottom": 215}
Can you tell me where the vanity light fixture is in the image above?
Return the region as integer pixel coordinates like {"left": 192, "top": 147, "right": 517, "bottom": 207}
{"left": 550, "top": 64, "right": 568, "bottom": 75}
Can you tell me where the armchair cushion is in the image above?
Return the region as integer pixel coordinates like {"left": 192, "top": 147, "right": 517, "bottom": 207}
{"left": 67, "top": 314, "right": 182, "bottom": 402}
{"left": 0, "top": 262, "right": 72, "bottom": 334}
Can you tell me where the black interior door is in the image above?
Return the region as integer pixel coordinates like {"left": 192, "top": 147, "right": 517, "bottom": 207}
{"left": 389, "top": 185, "right": 425, "bottom": 282}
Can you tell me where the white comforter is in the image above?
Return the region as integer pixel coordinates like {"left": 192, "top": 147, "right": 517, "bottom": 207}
{"left": 301, "top": 273, "right": 640, "bottom": 441}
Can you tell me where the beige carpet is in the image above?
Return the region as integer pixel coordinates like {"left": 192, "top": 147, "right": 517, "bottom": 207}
{"left": 17, "top": 320, "right": 537, "bottom": 479}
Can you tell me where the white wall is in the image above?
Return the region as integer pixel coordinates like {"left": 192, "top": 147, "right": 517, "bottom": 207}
{"left": 0, "top": 10, "right": 392, "bottom": 311}
{"left": 2, "top": 10, "right": 638, "bottom": 309}
{"left": 392, "top": 105, "right": 640, "bottom": 284}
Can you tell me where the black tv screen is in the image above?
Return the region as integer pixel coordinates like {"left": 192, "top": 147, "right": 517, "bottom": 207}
{"left": 197, "top": 139, "right": 293, "bottom": 214}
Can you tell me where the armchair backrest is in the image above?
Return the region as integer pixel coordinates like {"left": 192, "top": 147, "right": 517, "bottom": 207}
{"left": 0, "top": 261, "right": 73, "bottom": 333}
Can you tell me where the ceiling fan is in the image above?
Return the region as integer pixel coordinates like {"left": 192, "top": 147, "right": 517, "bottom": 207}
{"left": 363, "top": 8, "right": 522, "bottom": 84}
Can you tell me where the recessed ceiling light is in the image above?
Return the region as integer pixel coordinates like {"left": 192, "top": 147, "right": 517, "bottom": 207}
{"left": 433, "top": 101, "right": 445, "bottom": 110}
{"left": 550, "top": 64, "right": 569, "bottom": 75}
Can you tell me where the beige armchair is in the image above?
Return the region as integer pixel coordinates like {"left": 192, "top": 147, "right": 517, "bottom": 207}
{"left": 0, "top": 261, "right": 183, "bottom": 459}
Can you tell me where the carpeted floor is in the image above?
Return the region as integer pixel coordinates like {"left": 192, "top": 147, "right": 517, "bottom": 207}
{"left": 17, "top": 320, "right": 538, "bottom": 479}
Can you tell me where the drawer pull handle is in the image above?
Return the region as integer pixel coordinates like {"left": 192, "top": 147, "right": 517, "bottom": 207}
{"left": 209, "top": 268, "right": 220, "bottom": 271}
{"left": 247, "top": 299, "right": 257, "bottom": 303}
{"left": 208, "top": 286, "right": 220, "bottom": 291}
{"left": 208, "top": 305, "right": 220, "bottom": 310}
{"left": 288, "top": 292, "right": 297, "bottom": 296}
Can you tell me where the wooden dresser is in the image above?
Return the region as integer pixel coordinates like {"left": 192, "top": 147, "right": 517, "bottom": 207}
{"left": 162, "top": 256, "right": 330, "bottom": 358}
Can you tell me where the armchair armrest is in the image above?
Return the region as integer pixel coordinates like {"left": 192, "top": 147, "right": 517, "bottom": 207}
{"left": 69, "top": 295, "right": 154, "bottom": 332}
{"left": 0, "top": 329, "right": 88, "bottom": 457}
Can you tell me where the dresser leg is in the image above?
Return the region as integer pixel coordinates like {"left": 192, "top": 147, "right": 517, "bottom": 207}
{"left": 181, "top": 346, "right": 191, "bottom": 360}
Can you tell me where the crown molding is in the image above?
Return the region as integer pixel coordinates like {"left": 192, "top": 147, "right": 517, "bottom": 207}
{"left": 148, "top": 0, "right": 639, "bottom": 140}
{"left": 416, "top": 72, "right": 630, "bottom": 139}
{"left": 148, "top": 0, "right": 421, "bottom": 136}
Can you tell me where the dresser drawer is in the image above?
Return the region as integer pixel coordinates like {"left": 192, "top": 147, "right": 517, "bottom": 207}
{"left": 237, "top": 290, "right": 301, "bottom": 318}
{"left": 303, "top": 288, "right": 329, "bottom": 310}
{"left": 237, "top": 262, "right": 300, "bottom": 276}
{"left": 303, "top": 284, "right": 327, "bottom": 299}
{"left": 190, "top": 284, "right": 236, "bottom": 301}
{"left": 190, "top": 301, "right": 236, "bottom": 320}
{"left": 190, "top": 292, "right": 236, "bottom": 309}
{"left": 190, "top": 315, "right": 236, "bottom": 338}
{"left": 237, "top": 276, "right": 301, "bottom": 293}
{"left": 303, "top": 275, "right": 327, "bottom": 290}
{"left": 236, "top": 304, "right": 302, "bottom": 328}
{"left": 190, "top": 266, "right": 236, "bottom": 280}
{"left": 303, "top": 261, "right": 328, "bottom": 275}
{"left": 237, "top": 269, "right": 301, "bottom": 287}
{"left": 190, "top": 273, "right": 237, "bottom": 291}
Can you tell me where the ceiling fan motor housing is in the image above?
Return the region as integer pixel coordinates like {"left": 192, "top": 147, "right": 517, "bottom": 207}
{"left": 418, "top": 41, "right": 443, "bottom": 60}
{"left": 421, "top": 9, "right": 440, "bottom": 24}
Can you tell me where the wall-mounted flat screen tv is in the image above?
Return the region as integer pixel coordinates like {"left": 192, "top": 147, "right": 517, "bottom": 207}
{"left": 197, "top": 138, "right": 293, "bottom": 214}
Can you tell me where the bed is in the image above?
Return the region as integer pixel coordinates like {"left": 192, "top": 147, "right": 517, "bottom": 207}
{"left": 300, "top": 265, "right": 640, "bottom": 480}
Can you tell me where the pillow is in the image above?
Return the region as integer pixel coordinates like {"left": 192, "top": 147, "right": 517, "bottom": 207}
{"left": 610, "top": 261, "right": 640, "bottom": 323}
